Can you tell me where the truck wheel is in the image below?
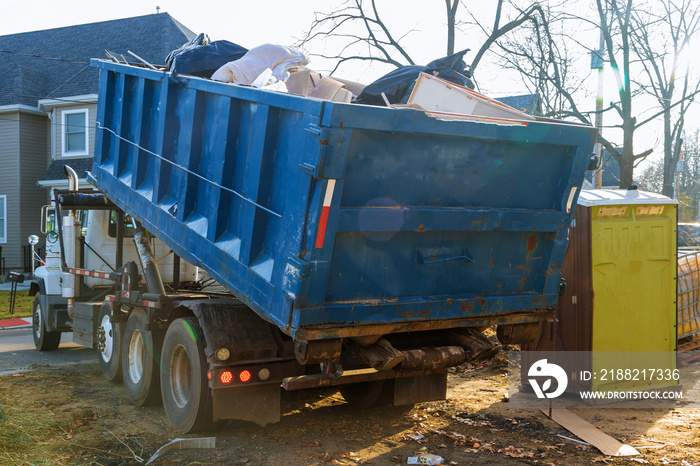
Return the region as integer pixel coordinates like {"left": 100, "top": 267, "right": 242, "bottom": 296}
{"left": 98, "top": 303, "right": 124, "bottom": 382}
{"left": 122, "top": 310, "right": 162, "bottom": 406}
{"left": 32, "top": 293, "right": 61, "bottom": 351}
{"left": 339, "top": 380, "right": 386, "bottom": 408}
{"left": 160, "top": 317, "right": 213, "bottom": 433}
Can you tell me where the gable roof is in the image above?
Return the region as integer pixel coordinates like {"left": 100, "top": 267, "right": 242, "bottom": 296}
{"left": 0, "top": 13, "right": 195, "bottom": 107}
{"left": 495, "top": 94, "right": 542, "bottom": 116}
{"left": 584, "top": 149, "right": 622, "bottom": 189}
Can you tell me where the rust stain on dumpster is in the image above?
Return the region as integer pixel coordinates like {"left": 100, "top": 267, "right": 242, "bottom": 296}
{"left": 320, "top": 139, "right": 330, "bottom": 146}
{"left": 527, "top": 235, "right": 538, "bottom": 252}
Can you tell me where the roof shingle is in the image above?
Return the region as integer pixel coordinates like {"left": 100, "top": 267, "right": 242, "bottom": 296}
{"left": 0, "top": 13, "right": 196, "bottom": 106}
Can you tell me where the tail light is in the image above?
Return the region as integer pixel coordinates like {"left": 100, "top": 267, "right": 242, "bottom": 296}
{"left": 239, "top": 370, "right": 252, "bottom": 383}
{"left": 220, "top": 371, "right": 233, "bottom": 385}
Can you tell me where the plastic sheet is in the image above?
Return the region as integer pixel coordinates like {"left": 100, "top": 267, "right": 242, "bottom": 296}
{"left": 355, "top": 49, "right": 473, "bottom": 106}
{"left": 168, "top": 39, "right": 248, "bottom": 78}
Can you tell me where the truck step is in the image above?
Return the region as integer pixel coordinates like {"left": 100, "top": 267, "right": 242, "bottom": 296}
{"left": 72, "top": 301, "right": 103, "bottom": 349}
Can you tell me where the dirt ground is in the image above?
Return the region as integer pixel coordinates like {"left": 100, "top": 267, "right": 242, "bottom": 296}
{"left": 1, "top": 350, "right": 699, "bottom": 466}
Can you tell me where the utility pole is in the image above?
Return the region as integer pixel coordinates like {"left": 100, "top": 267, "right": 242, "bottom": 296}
{"left": 592, "top": 24, "right": 605, "bottom": 189}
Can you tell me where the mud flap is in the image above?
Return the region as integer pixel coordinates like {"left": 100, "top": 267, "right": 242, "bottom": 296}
{"left": 212, "top": 384, "right": 281, "bottom": 426}
{"left": 393, "top": 372, "right": 447, "bottom": 406}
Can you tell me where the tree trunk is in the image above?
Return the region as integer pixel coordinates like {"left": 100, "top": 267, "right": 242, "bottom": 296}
{"left": 619, "top": 154, "right": 635, "bottom": 189}
{"left": 445, "top": 0, "right": 458, "bottom": 55}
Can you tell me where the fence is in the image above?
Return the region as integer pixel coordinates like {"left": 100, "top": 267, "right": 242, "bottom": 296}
{"left": 678, "top": 251, "right": 700, "bottom": 339}
{"left": 22, "top": 244, "right": 45, "bottom": 274}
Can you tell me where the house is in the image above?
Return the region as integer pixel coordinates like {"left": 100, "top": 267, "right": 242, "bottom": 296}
{"left": 0, "top": 14, "right": 195, "bottom": 272}
{"left": 583, "top": 149, "right": 622, "bottom": 189}
{"left": 495, "top": 93, "right": 542, "bottom": 116}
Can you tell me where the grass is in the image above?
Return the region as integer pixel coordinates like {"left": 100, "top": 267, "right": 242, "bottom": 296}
{"left": 0, "top": 403, "right": 61, "bottom": 465}
{"left": 0, "top": 290, "right": 34, "bottom": 319}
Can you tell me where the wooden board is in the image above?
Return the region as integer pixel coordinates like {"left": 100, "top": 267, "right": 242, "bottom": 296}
{"left": 541, "top": 408, "right": 639, "bottom": 456}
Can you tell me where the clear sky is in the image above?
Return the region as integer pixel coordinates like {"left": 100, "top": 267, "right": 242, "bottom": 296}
{"left": 0, "top": 0, "right": 452, "bottom": 83}
{"left": 2, "top": 0, "right": 699, "bottom": 169}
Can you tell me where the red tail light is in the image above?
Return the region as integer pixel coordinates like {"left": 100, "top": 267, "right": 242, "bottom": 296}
{"left": 220, "top": 371, "right": 233, "bottom": 384}
{"left": 239, "top": 370, "right": 252, "bottom": 383}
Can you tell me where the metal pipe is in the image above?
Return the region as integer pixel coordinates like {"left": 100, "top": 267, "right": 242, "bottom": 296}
{"left": 133, "top": 221, "right": 166, "bottom": 296}
{"left": 172, "top": 253, "right": 180, "bottom": 290}
{"left": 62, "top": 167, "right": 79, "bottom": 319}
{"left": 115, "top": 211, "right": 124, "bottom": 269}
{"left": 64, "top": 165, "right": 78, "bottom": 191}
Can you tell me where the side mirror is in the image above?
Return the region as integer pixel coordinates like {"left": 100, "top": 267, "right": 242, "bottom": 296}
{"left": 41, "top": 205, "right": 55, "bottom": 235}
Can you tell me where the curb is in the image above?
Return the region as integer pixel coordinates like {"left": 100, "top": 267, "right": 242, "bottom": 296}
{"left": 0, "top": 318, "right": 32, "bottom": 329}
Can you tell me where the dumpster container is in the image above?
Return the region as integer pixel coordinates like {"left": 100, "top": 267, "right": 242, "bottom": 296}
{"left": 91, "top": 59, "right": 596, "bottom": 341}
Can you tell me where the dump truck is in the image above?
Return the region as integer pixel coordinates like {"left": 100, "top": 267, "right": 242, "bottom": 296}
{"left": 31, "top": 59, "right": 596, "bottom": 433}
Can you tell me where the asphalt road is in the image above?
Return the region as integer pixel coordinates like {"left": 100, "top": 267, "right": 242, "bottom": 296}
{"left": 0, "top": 328, "right": 97, "bottom": 376}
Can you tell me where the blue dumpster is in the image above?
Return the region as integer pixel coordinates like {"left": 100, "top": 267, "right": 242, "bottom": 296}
{"left": 91, "top": 60, "right": 596, "bottom": 341}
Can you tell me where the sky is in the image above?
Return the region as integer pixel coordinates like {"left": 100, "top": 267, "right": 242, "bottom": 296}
{"left": 2, "top": 0, "right": 699, "bottom": 170}
{"left": 0, "top": 0, "right": 510, "bottom": 84}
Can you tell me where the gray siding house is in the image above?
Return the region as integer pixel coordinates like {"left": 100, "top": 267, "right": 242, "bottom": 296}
{"left": 0, "top": 14, "right": 195, "bottom": 271}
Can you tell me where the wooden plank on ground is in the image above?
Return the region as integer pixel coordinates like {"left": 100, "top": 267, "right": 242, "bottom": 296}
{"left": 541, "top": 408, "right": 639, "bottom": 456}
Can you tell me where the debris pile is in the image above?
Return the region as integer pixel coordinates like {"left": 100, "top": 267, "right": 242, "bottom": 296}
{"left": 159, "top": 38, "right": 534, "bottom": 121}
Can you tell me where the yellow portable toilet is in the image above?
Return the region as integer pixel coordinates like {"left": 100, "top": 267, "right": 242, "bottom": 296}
{"left": 580, "top": 188, "right": 678, "bottom": 391}
{"left": 524, "top": 187, "right": 678, "bottom": 393}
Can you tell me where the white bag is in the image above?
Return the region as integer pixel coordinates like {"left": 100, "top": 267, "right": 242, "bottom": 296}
{"left": 211, "top": 44, "right": 308, "bottom": 85}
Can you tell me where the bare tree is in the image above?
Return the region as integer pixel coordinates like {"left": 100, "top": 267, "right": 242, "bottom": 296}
{"left": 497, "top": 0, "right": 700, "bottom": 188}
{"left": 638, "top": 130, "right": 700, "bottom": 220}
{"left": 629, "top": 0, "right": 700, "bottom": 198}
{"left": 298, "top": 0, "right": 550, "bottom": 79}
{"left": 298, "top": 0, "right": 416, "bottom": 75}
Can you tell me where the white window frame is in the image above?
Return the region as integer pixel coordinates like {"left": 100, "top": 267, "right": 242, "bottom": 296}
{"left": 0, "top": 195, "right": 6, "bottom": 244}
{"left": 61, "top": 108, "right": 89, "bottom": 157}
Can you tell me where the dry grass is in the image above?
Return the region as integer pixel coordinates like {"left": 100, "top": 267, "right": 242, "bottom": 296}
{"left": 0, "top": 290, "right": 34, "bottom": 318}
{"left": 0, "top": 403, "right": 61, "bottom": 465}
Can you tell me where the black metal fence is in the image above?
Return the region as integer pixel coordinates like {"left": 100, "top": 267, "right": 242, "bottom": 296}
{"left": 22, "top": 244, "right": 45, "bottom": 274}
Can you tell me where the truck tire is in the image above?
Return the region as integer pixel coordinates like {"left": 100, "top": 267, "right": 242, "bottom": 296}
{"left": 160, "top": 317, "right": 213, "bottom": 433}
{"left": 339, "top": 380, "right": 387, "bottom": 408}
{"left": 32, "top": 293, "right": 61, "bottom": 351}
{"left": 98, "top": 303, "right": 124, "bottom": 382}
{"left": 122, "top": 310, "right": 162, "bottom": 406}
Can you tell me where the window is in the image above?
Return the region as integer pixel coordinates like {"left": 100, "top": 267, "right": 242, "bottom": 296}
{"left": 62, "top": 109, "right": 89, "bottom": 156}
{"left": 108, "top": 210, "right": 135, "bottom": 238}
{"left": 0, "top": 195, "right": 6, "bottom": 243}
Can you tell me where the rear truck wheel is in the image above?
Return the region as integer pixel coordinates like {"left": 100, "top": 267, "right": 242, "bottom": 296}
{"left": 122, "top": 309, "right": 162, "bottom": 406}
{"left": 339, "top": 380, "right": 387, "bottom": 408}
{"left": 160, "top": 317, "right": 214, "bottom": 433}
{"left": 32, "top": 293, "right": 61, "bottom": 351}
{"left": 97, "top": 303, "right": 124, "bottom": 382}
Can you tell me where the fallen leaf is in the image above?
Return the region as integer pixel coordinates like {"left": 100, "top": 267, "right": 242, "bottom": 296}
{"left": 591, "top": 456, "right": 613, "bottom": 464}
{"left": 630, "top": 459, "right": 650, "bottom": 464}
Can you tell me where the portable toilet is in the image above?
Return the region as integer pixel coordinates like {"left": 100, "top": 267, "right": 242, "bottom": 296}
{"left": 523, "top": 187, "right": 678, "bottom": 393}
